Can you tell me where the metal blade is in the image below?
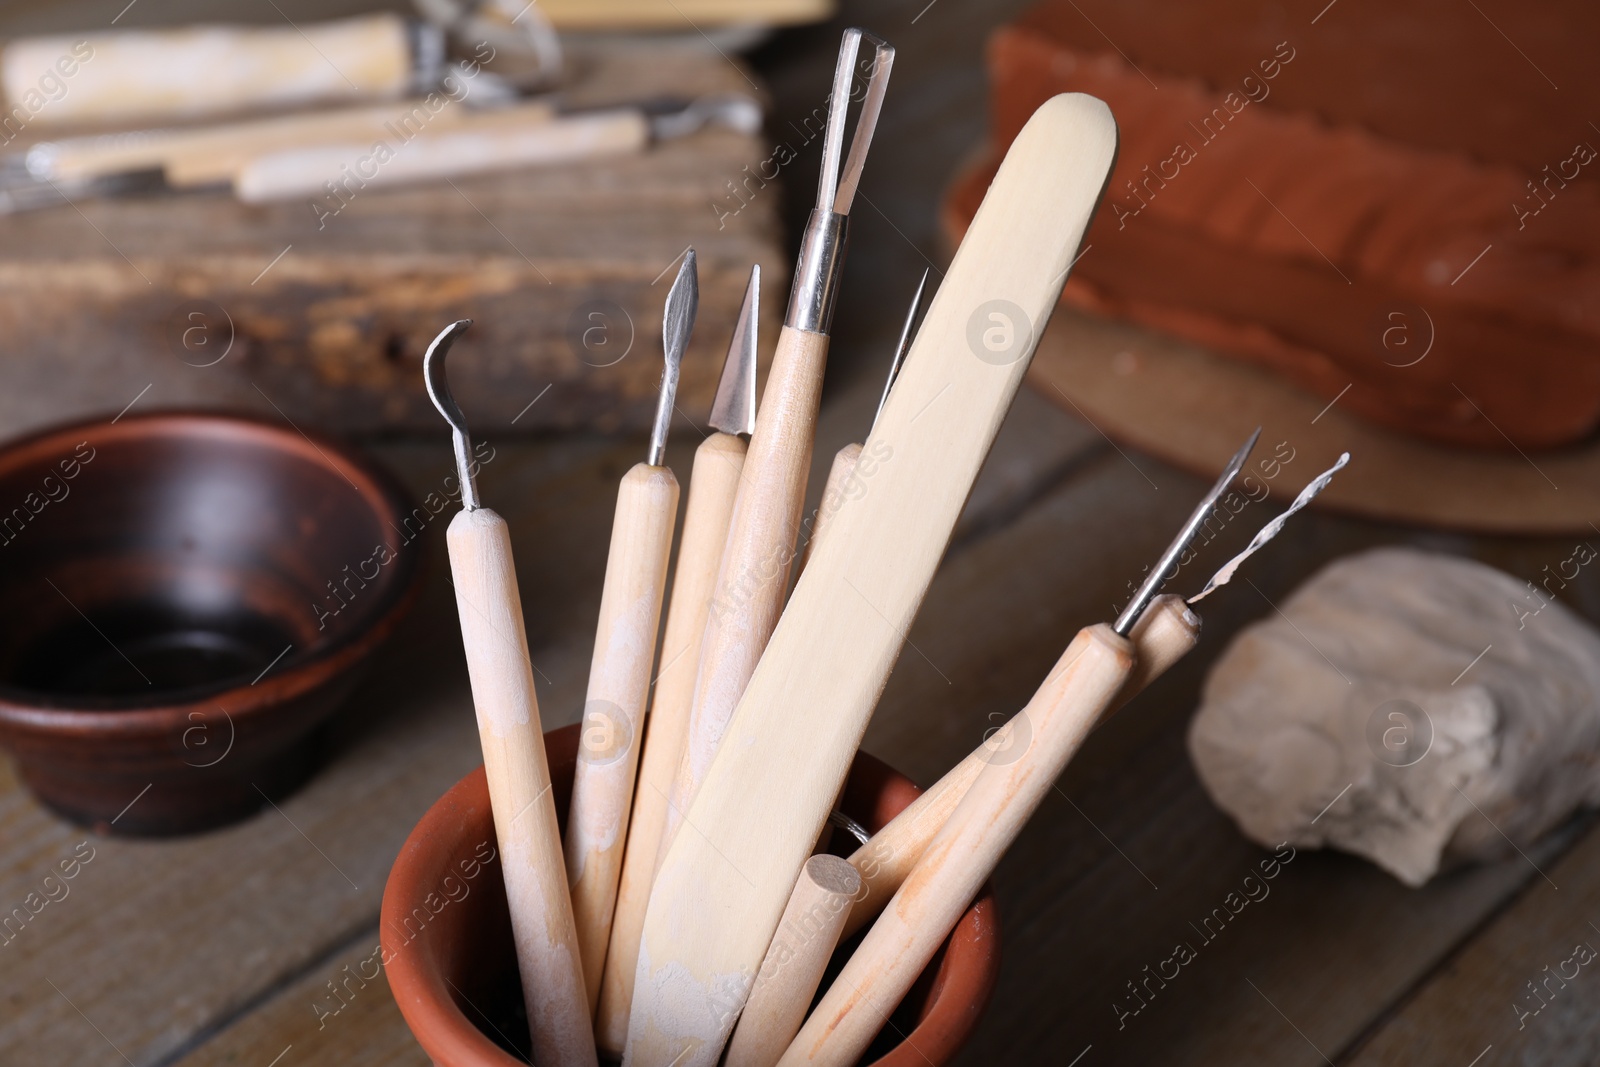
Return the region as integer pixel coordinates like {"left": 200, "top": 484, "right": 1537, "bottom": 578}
{"left": 649, "top": 249, "right": 698, "bottom": 466}
{"left": 709, "top": 263, "right": 758, "bottom": 436}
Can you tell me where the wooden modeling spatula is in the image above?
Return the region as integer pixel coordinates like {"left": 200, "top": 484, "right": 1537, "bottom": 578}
{"left": 625, "top": 92, "right": 1118, "bottom": 1067}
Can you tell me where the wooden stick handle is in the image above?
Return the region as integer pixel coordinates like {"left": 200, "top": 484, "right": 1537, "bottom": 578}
{"left": 565, "top": 463, "right": 679, "bottom": 1014}
{"left": 843, "top": 594, "right": 1198, "bottom": 937}
{"left": 37, "top": 100, "right": 519, "bottom": 185}
{"left": 658, "top": 324, "right": 829, "bottom": 849}
{"left": 596, "top": 434, "right": 747, "bottom": 1056}
{"left": 724, "top": 856, "right": 861, "bottom": 1067}
{"left": 629, "top": 95, "right": 1117, "bottom": 1067}
{"left": 162, "top": 100, "right": 554, "bottom": 187}
{"left": 234, "top": 108, "right": 649, "bottom": 203}
{"left": 445, "top": 508, "right": 597, "bottom": 1067}
{"left": 795, "top": 441, "right": 861, "bottom": 575}
{"left": 3, "top": 14, "right": 411, "bottom": 128}
{"left": 780, "top": 625, "right": 1135, "bottom": 1067}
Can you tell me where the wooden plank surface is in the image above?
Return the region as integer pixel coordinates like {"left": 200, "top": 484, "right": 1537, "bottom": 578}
{"left": 1345, "top": 818, "right": 1600, "bottom": 1067}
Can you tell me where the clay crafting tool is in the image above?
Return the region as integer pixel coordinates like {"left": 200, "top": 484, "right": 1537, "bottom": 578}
{"left": 780, "top": 432, "right": 1265, "bottom": 1066}
{"left": 595, "top": 265, "right": 760, "bottom": 1055}
{"left": 628, "top": 92, "right": 1117, "bottom": 1067}
{"left": 9, "top": 98, "right": 554, "bottom": 192}
{"left": 425, "top": 321, "right": 597, "bottom": 1067}
{"left": 565, "top": 252, "right": 696, "bottom": 1013}
{"left": 234, "top": 94, "right": 761, "bottom": 202}
{"left": 842, "top": 590, "right": 1199, "bottom": 938}
{"left": 800, "top": 268, "right": 927, "bottom": 567}
{"left": 656, "top": 27, "right": 894, "bottom": 859}
{"left": 723, "top": 856, "right": 861, "bottom": 1067}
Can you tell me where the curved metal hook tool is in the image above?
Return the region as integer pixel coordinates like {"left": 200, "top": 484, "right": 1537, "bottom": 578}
{"left": 423, "top": 318, "right": 481, "bottom": 511}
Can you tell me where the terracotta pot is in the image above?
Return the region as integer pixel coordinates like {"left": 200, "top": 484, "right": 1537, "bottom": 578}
{"left": 0, "top": 412, "right": 421, "bottom": 835}
{"left": 384, "top": 724, "right": 1000, "bottom": 1065}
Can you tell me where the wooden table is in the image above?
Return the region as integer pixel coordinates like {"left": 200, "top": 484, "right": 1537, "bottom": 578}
{"left": 2, "top": 2, "right": 1597, "bottom": 1065}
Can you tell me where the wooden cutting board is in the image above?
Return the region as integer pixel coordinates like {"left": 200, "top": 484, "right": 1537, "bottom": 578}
{"left": 0, "top": 38, "right": 786, "bottom": 439}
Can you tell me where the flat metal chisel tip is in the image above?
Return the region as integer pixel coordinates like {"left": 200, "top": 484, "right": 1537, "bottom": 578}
{"left": 649, "top": 250, "right": 698, "bottom": 467}
{"left": 709, "top": 263, "right": 759, "bottom": 436}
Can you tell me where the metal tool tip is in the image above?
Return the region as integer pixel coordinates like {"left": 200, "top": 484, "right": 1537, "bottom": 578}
{"left": 650, "top": 251, "right": 699, "bottom": 466}
{"left": 423, "top": 320, "right": 473, "bottom": 426}
{"left": 1189, "top": 450, "right": 1350, "bottom": 605}
{"left": 1113, "top": 426, "right": 1262, "bottom": 634}
{"left": 422, "top": 319, "right": 481, "bottom": 511}
{"left": 710, "top": 264, "right": 759, "bottom": 436}
{"left": 872, "top": 268, "right": 930, "bottom": 431}
{"left": 1226, "top": 426, "right": 1263, "bottom": 477}
{"left": 817, "top": 27, "right": 895, "bottom": 217}
{"left": 662, "top": 251, "right": 698, "bottom": 358}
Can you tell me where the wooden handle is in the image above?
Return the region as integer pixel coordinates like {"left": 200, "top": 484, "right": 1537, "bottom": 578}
{"left": 445, "top": 508, "right": 598, "bottom": 1067}
{"left": 158, "top": 100, "right": 555, "bottom": 188}
{"left": 724, "top": 856, "right": 860, "bottom": 1067}
{"left": 843, "top": 594, "right": 1198, "bottom": 938}
{"left": 3, "top": 14, "right": 410, "bottom": 128}
{"left": 780, "top": 625, "right": 1135, "bottom": 1066}
{"left": 657, "top": 324, "right": 830, "bottom": 851}
{"left": 795, "top": 441, "right": 861, "bottom": 575}
{"left": 234, "top": 108, "right": 649, "bottom": 203}
{"left": 596, "top": 433, "right": 747, "bottom": 1056}
{"left": 42, "top": 102, "right": 462, "bottom": 185}
{"left": 629, "top": 94, "right": 1117, "bottom": 1067}
{"left": 565, "top": 463, "right": 679, "bottom": 1014}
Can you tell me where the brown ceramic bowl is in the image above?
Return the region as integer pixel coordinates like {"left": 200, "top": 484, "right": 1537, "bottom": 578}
{"left": 0, "top": 412, "right": 421, "bottom": 836}
{"left": 383, "top": 724, "right": 1000, "bottom": 1066}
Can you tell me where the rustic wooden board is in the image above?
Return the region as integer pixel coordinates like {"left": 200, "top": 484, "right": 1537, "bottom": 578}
{"left": 0, "top": 40, "right": 786, "bottom": 440}
{"left": 1345, "top": 817, "right": 1600, "bottom": 1066}
{"left": 176, "top": 933, "right": 431, "bottom": 1067}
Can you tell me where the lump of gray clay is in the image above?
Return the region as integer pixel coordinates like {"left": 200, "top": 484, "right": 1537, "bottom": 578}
{"left": 1188, "top": 546, "right": 1600, "bottom": 886}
